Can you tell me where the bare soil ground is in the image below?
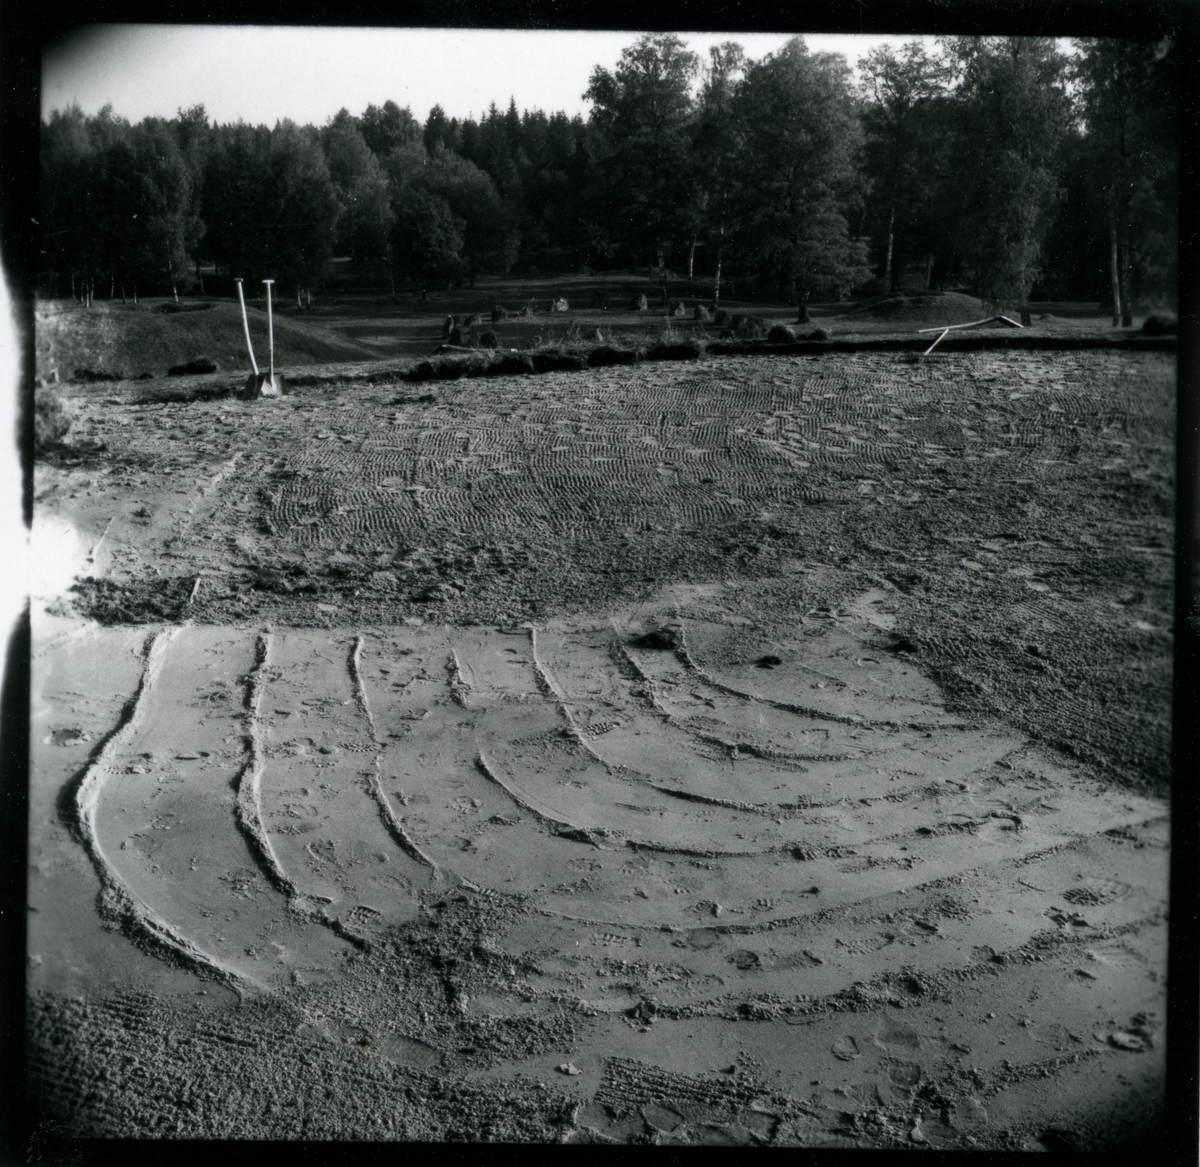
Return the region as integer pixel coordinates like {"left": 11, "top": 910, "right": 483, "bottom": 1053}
{"left": 28, "top": 331, "right": 1173, "bottom": 1148}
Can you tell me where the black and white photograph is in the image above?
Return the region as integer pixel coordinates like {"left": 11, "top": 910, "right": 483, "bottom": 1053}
{"left": 15, "top": 11, "right": 1192, "bottom": 1153}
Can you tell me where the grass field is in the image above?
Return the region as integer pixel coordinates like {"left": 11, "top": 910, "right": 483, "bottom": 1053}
{"left": 35, "top": 279, "right": 1150, "bottom": 383}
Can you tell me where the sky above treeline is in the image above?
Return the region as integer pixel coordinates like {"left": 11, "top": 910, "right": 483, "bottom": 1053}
{"left": 42, "top": 26, "right": 930, "bottom": 128}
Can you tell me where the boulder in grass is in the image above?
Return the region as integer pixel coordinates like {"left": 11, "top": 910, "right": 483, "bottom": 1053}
{"left": 632, "top": 293, "right": 648, "bottom": 311}
{"left": 531, "top": 349, "right": 587, "bottom": 373}
{"left": 479, "top": 329, "right": 498, "bottom": 348}
{"left": 491, "top": 305, "right": 508, "bottom": 322}
{"left": 487, "top": 351, "right": 536, "bottom": 376}
{"left": 732, "top": 314, "right": 766, "bottom": 339}
{"left": 442, "top": 315, "right": 455, "bottom": 339}
{"left": 767, "top": 325, "right": 794, "bottom": 344}
{"left": 168, "top": 358, "right": 218, "bottom": 377}
{"left": 646, "top": 339, "right": 705, "bottom": 361}
{"left": 694, "top": 304, "right": 713, "bottom": 323}
{"left": 670, "top": 301, "right": 687, "bottom": 318}
{"left": 551, "top": 297, "right": 569, "bottom": 312}
{"left": 713, "top": 308, "right": 730, "bottom": 326}
{"left": 1142, "top": 313, "right": 1178, "bottom": 335}
{"left": 448, "top": 325, "right": 466, "bottom": 346}
{"left": 417, "top": 355, "right": 485, "bottom": 381}
{"left": 808, "top": 327, "right": 831, "bottom": 341}
{"left": 467, "top": 313, "right": 484, "bottom": 327}
{"left": 588, "top": 345, "right": 640, "bottom": 367}
{"left": 73, "top": 367, "right": 124, "bottom": 382}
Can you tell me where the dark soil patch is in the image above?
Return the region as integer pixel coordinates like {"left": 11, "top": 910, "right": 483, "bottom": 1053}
{"left": 70, "top": 576, "right": 197, "bottom": 624}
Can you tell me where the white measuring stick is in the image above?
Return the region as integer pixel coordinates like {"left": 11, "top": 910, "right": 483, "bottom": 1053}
{"left": 918, "top": 313, "right": 1024, "bottom": 357}
{"left": 263, "top": 279, "right": 276, "bottom": 387}
{"left": 923, "top": 327, "right": 951, "bottom": 356}
{"left": 917, "top": 315, "right": 1025, "bottom": 333}
{"left": 234, "top": 279, "right": 259, "bottom": 375}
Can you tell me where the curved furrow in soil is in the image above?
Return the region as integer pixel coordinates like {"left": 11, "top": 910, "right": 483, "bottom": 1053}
{"left": 511, "top": 814, "right": 1170, "bottom": 1015}
{"left": 84, "top": 625, "right": 357, "bottom": 991}
{"left": 253, "top": 629, "right": 441, "bottom": 938}
{"left": 532, "top": 622, "right": 1010, "bottom": 811}
{"left": 354, "top": 626, "right": 601, "bottom": 893}
{"left": 346, "top": 611, "right": 1165, "bottom": 940}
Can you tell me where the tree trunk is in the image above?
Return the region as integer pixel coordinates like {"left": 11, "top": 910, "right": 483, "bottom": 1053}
{"left": 196, "top": 258, "right": 204, "bottom": 295}
{"left": 713, "top": 239, "right": 723, "bottom": 309}
{"left": 1119, "top": 220, "right": 1133, "bottom": 328}
{"left": 688, "top": 236, "right": 696, "bottom": 281}
{"left": 883, "top": 204, "right": 895, "bottom": 293}
{"left": 121, "top": 282, "right": 126, "bottom": 305}
{"left": 1109, "top": 208, "right": 1122, "bottom": 327}
{"left": 790, "top": 253, "right": 807, "bottom": 323}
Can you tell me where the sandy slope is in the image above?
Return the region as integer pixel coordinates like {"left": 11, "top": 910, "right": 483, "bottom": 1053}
{"left": 35, "top": 298, "right": 376, "bottom": 382}
{"left": 27, "top": 347, "right": 1173, "bottom": 1147}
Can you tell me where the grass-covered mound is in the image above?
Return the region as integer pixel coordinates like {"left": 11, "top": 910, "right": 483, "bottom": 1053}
{"left": 836, "top": 291, "right": 989, "bottom": 326}
{"left": 36, "top": 298, "right": 377, "bottom": 382}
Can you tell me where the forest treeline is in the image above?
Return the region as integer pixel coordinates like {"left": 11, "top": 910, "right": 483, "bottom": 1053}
{"left": 39, "top": 34, "right": 1178, "bottom": 323}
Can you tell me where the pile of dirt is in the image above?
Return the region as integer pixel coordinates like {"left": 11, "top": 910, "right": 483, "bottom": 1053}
{"left": 838, "top": 291, "right": 988, "bottom": 325}
{"left": 35, "top": 298, "right": 377, "bottom": 382}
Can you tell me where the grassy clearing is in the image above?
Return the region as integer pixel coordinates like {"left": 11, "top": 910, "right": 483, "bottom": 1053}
{"left": 38, "top": 279, "right": 1160, "bottom": 390}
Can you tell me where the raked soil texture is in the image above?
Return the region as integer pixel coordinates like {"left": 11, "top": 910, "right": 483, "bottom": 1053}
{"left": 29, "top": 348, "right": 1173, "bottom": 1147}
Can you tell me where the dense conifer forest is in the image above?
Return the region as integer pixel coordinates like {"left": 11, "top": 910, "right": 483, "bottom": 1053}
{"left": 39, "top": 34, "right": 1179, "bottom": 323}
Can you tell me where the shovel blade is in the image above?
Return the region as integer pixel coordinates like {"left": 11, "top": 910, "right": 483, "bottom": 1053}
{"left": 241, "top": 373, "right": 286, "bottom": 400}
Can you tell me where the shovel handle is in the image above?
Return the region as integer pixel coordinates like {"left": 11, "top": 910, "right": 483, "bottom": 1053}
{"left": 234, "top": 279, "right": 259, "bottom": 375}
{"left": 263, "top": 279, "right": 275, "bottom": 383}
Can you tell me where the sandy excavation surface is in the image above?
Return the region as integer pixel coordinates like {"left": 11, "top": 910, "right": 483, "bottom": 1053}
{"left": 28, "top": 349, "right": 1173, "bottom": 1147}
